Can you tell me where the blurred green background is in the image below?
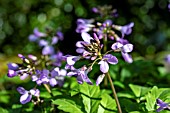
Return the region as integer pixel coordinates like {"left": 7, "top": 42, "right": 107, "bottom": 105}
{"left": 0, "top": 0, "right": 170, "bottom": 74}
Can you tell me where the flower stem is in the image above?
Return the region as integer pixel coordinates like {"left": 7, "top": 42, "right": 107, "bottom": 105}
{"left": 106, "top": 72, "right": 122, "bottom": 113}
{"left": 43, "top": 84, "right": 53, "bottom": 97}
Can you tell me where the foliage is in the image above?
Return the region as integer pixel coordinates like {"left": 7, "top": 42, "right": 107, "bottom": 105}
{"left": 1, "top": 0, "right": 170, "bottom": 113}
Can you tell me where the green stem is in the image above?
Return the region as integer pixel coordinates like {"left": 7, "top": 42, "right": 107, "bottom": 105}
{"left": 43, "top": 84, "right": 53, "bottom": 97}
{"left": 106, "top": 72, "right": 122, "bottom": 113}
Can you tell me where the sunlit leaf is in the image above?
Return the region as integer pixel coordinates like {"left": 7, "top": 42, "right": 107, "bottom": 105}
{"left": 52, "top": 99, "right": 83, "bottom": 113}
{"left": 97, "top": 93, "right": 117, "bottom": 113}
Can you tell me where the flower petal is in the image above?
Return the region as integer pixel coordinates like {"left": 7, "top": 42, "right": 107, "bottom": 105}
{"left": 98, "top": 60, "right": 109, "bottom": 73}
{"left": 17, "top": 87, "right": 27, "bottom": 94}
{"left": 49, "top": 78, "right": 57, "bottom": 87}
{"left": 42, "top": 46, "right": 54, "bottom": 55}
{"left": 103, "top": 54, "right": 118, "bottom": 65}
{"left": 81, "top": 32, "right": 93, "bottom": 44}
{"left": 122, "top": 44, "right": 133, "bottom": 53}
{"left": 96, "top": 74, "right": 105, "bottom": 86}
{"left": 20, "top": 93, "right": 32, "bottom": 104}
{"left": 111, "top": 42, "right": 123, "bottom": 50}
{"left": 121, "top": 52, "right": 133, "bottom": 63}
{"left": 7, "top": 63, "right": 19, "bottom": 70}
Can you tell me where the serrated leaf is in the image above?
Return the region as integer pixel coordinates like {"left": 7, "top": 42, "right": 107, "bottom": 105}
{"left": 52, "top": 99, "right": 83, "bottom": 113}
{"left": 159, "top": 89, "right": 170, "bottom": 100}
{"left": 79, "top": 83, "right": 101, "bottom": 113}
{"left": 97, "top": 93, "right": 117, "bottom": 113}
{"left": 129, "top": 84, "right": 150, "bottom": 98}
{"left": 145, "top": 86, "right": 162, "bottom": 111}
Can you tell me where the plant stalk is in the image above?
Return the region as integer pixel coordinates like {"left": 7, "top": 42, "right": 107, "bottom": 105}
{"left": 106, "top": 72, "right": 122, "bottom": 113}
{"left": 43, "top": 84, "right": 53, "bottom": 97}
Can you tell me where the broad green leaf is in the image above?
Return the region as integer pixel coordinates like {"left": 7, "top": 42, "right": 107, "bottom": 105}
{"left": 97, "top": 93, "right": 117, "bottom": 113}
{"left": 158, "top": 89, "right": 170, "bottom": 100}
{"left": 129, "top": 84, "right": 141, "bottom": 97}
{"left": 129, "top": 84, "right": 150, "bottom": 98}
{"left": 0, "top": 107, "right": 9, "bottom": 113}
{"left": 145, "top": 86, "right": 162, "bottom": 111}
{"left": 79, "top": 83, "right": 101, "bottom": 113}
{"left": 52, "top": 99, "right": 83, "bottom": 113}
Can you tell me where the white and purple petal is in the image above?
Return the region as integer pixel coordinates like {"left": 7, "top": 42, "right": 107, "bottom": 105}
{"left": 111, "top": 42, "right": 123, "bottom": 50}
{"left": 98, "top": 60, "right": 109, "bottom": 73}
{"left": 121, "top": 52, "right": 133, "bottom": 63}
{"left": 103, "top": 54, "right": 118, "bottom": 65}
{"left": 20, "top": 93, "right": 32, "bottom": 104}
{"left": 122, "top": 44, "right": 133, "bottom": 53}
{"left": 96, "top": 74, "right": 105, "bottom": 86}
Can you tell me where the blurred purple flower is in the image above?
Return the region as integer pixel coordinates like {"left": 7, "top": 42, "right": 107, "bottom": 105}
{"left": 50, "top": 67, "right": 67, "bottom": 87}
{"left": 92, "top": 7, "right": 99, "bottom": 13}
{"left": 67, "top": 66, "right": 93, "bottom": 85}
{"left": 56, "top": 31, "right": 64, "bottom": 41}
{"left": 17, "top": 87, "right": 40, "bottom": 104}
{"left": 164, "top": 54, "right": 170, "bottom": 63}
{"left": 28, "top": 28, "right": 47, "bottom": 42}
{"left": 76, "top": 19, "right": 94, "bottom": 33}
{"left": 32, "top": 69, "right": 50, "bottom": 85}
{"left": 98, "top": 54, "right": 118, "bottom": 73}
{"left": 39, "top": 39, "right": 48, "bottom": 47}
{"left": 156, "top": 98, "right": 170, "bottom": 112}
{"left": 42, "top": 46, "right": 55, "bottom": 55}
{"left": 50, "top": 51, "right": 64, "bottom": 66}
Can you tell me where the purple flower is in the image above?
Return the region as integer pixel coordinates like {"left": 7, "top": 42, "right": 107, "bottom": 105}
{"left": 98, "top": 54, "right": 118, "bottom": 73}
{"left": 17, "top": 87, "right": 40, "bottom": 104}
{"left": 67, "top": 66, "right": 93, "bottom": 85}
{"left": 50, "top": 51, "right": 64, "bottom": 66}
{"left": 28, "top": 28, "right": 47, "bottom": 42}
{"left": 113, "top": 22, "right": 134, "bottom": 37}
{"left": 56, "top": 31, "right": 64, "bottom": 41}
{"left": 39, "top": 39, "right": 48, "bottom": 47}
{"left": 50, "top": 67, "right": 67, "bottom": 87}
{"left": 66, "top": 55, "right": 81, "bottom": 66}
{"left": 111, "top": 42, "right": 133, "bottom": 63}
{"left": 32, "top": 69, "right": 50, "bottom": 85}
{"left": 42, "top": 46, "right": 55, "bottom": 55}
{"left": 96, "top": 74, "right": 105, "bottom": 85}
{"left": 164, "top": 54, "right": 170, "bottom": 63}
{"left": 92, "top": 7, "right": 99, "bottom": 13}
{"left": 7, "top": 63, "right": 19, "bottom": 77}
{"left": 156, "top": 98, "right": 170, "bottom": 112}
{"left": 76, "top": 19, "right": 94, "bottom": 33}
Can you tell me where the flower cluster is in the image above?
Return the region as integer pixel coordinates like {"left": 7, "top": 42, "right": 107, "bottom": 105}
{"left": 7, "top": 28, "right": 66, "bottom": 104}
{"left": 65, "top": 6, "right": 134, "bottom": 86}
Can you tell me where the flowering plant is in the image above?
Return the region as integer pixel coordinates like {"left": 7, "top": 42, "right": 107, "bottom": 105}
{"left": 1, "top": 2, "right": 170, "bottom": 113}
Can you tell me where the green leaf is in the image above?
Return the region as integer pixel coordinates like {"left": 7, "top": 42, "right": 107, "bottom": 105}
{"left": 120, "top": 98, "right": 139, "bottom": 112}
{"left": 97, "top": 93, "right": 117, "bottom": 113}
{"left": 158, "top": 89, "right": 170, "bottom": 100}
{"left": 0, "top": 107, "right": 9, "bottom": 113}
{"left": 79, "top": 83, "right": 101, "bottom": 113}
{"left": 129, "top": 84, "right": 150, "bottom": 98}
{"left": 12, "top": 104, "right": 22, "bottom": 109}
{"left": 145, "top": 86, "right": 162, "bottom": 111}
{"left": 52, "top": 99, "right": 83, "bottom": 113}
